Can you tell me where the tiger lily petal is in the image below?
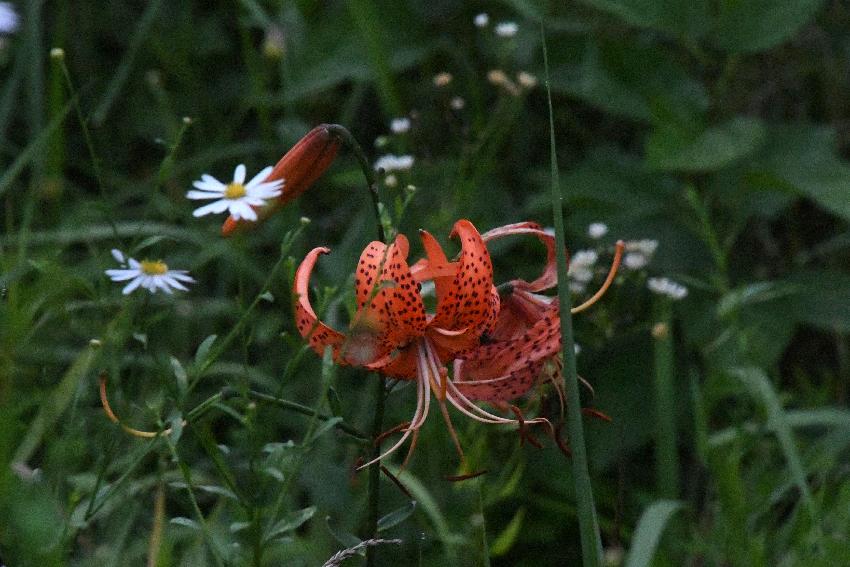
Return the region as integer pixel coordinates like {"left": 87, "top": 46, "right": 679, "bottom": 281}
{"left": 222, "top": 124, "right": 341, "bottom": 236}
{"left": 455, "top": 222, "right": 623, "bottom": 403}
{"left": 294, "top": 220, "right": 548, "bottom": 468}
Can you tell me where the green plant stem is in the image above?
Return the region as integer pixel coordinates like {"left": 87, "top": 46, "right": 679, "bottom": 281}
{"left": 240, "top": 389, "right": 368, "bottom": 441}
{"left": 653, "top": 298, "right": 679, "bottom": 499}
{"left": 325, "top": 124, "right": 386, "bottom": 243}
{"left": 364, "top": 375, "right": 387, "bottom": 567}
{"left": 542, "top": 26, "right": 603, "bottom": 566}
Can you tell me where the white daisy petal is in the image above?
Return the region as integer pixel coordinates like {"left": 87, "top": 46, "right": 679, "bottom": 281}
{"left": 105, "top": 269, "right": 141, "bottom": 281}
{"left": 122, "top": 276, "right": 144, "bottom": 295}
{"left": 128, "top": 258, "right": 140, "bottom": 269}
{"left": 201, "top": 173, "right": 225, "bottom": 187}
{"left": 192, "top": 180, "right": 226, "bottom": 192}
{"left": 233, "top": 164, "right": 247, "bottom": 184}
{"left": 246, "top": 165, "right": 274, "bottom": 188}
{"left": 235, "top": 201, "right": 258, "bottom": 221}
{"left": 186, "top": 189, "right": 227, "bottom": 200}
{"left": 169, "top": 272, "right": 195, "bottom": 283}
{"left": 193, "top": 199, "right": 231, "bottom": 217}
{"left": 111, "top": 249, "right": 126, "bottom": 264}
{"left": 163, "top": 275, "right": 188, "bottom": 291}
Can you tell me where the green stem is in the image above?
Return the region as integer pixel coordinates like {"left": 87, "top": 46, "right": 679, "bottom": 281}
{"left": 364, "top": 375, "right": 387, "bottom": 567}
{"left": 653, "top": 298, "right": 679, "bottom": 499}
{"left": 325, "top": 124, "right": 386, "bottom": 243}
{"left": 241, "top": 389, "right": 368, "bottom": 441}
{"left": 541, "top": 27, "right": 603, "bottom": 566}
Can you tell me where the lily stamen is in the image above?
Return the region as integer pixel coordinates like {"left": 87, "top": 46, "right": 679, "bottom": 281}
{"left": 99, "top": 373, "right": 183, "bottom": 438}
{"left": 571, "top": 240, "right": 624, "bottom": 314}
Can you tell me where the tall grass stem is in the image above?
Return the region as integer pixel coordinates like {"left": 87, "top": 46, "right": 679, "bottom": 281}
{"left": 541, "top": 26, "right": 603, "bottom": 565}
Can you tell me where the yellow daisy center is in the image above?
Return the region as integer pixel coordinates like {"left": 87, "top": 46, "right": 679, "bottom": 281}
{"left": 140, "top": 260, "right": 168, "bottom": 275}
{"left": 224, "top": 182, "right": 247, "bottom": 199}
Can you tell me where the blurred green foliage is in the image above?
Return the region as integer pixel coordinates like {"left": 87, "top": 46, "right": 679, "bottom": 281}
{"left": 1, "top": 1, "right": 850, "bottom": 565}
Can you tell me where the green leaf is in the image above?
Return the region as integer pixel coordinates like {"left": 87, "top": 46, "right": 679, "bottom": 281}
{"left": 752, "top": 125, "right": 850, "bottom": 221}
{"left": 579, "top": 0, "right": 709, "bottom": 39}
{"left": 729, "top": 367, "right": 819, "bottom": 521}
{"left": 647, "top": 117, "right": 766, "bottom": 172}
{"left": 551, "top": 39, "right": 707, "bottom": 124}
{"left": 325, "top": 515, "right": 362, "bottom": 549}
{"left": 712, "top": 0, "right": 826, "bottom": 53}
{"left": 376, "top": 500, "right": 416, "bottom": 532}
{"left": 170, "top": 356, "right": 188, "bottom": 397}
{"left": 193, "top": 334, "right": 218, "bottom": 367}
{"left": 265, "top": 506, "right": 316, "bottom": 542}
{"left": 170, "top": 517, "right": 201, "bottom": 530}
{"left": 490, "top": 507, "right": 526, "bottom": 557}
{"left": 624, "top": 500, "right": 683, "bottom": 567}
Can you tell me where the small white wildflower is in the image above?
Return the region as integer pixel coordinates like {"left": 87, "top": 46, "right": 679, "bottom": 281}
{"left": 647, "top": 277, "right": 688, "bottom": 300}
{"left": 574, "top": 343, "right": 582, "bottom": 356}
{"left": 0, "top": 2, "right": 19, "bottom": 35}
{"left": 449, "top": 96, "right": 465, "bottom": 110}
{"left": 494, "top": 21, "right": 518, "bottom": 38}
{"left": 384, "top": 174, "right": 398, "bottom": 188}
{"left": 473, "top": 13, "right": 489, "bottom": 28}
{"left": 390, "top": 117, "right": 411, "bottom": 134}
{"left": 624, "top": 239, "right": 658, "bottom": 256}
{"left": 187, "top": 164, "right": 283, "bottom": 221}
{"left": 587, "top": 223, "right": 608, "bottom": 239}
{"left": 433, "top": 72, "right": 452, "bottom": 87}
{"left": 106, "top": 251, "right": 194, "bottom": 295}
{"left": 374, "top": 154, "right": 414, "bottom": 172}
{"left": 487, "top": 69, "right": 520, "bottom": 96}
{"left": 623, "top": 252, "right": 648, "bottom": 270}
{"left": 571, "top": 250, "right": 599, "bottom": 268}
{"left": 517, "top": 71, "right": 538, "bottom": 89}
{"left": 569, "top": 281, "right": 587, "bottom": 294}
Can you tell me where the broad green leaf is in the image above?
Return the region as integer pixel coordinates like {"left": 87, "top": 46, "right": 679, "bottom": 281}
{"left": 551, "top": 39, "right": 707, "bottom": 124}
{"left": 579, "top": 0, "right": 709, "bottom": 39}
{"left": 325, "top": 515, "right": 362, "bottom": 549}
{"left": 752, "top": 125, "right": 850, "bottom": 221}
{"left": 624, "top": 500, "right": 683, "bottom": 567}
{"left": 712, "top": 0, "right": 826, "bottom": 53}
{"left": 647, "top": 117, "right": 766, "bottom": 172}
{"left": 170, "top": 356, "right": 188, "bottom": 396}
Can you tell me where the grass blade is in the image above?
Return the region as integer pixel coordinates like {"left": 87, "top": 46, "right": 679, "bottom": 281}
{"left": 541, "top": 25, "right": 603, "bottom": 565}
{"left": 729, "top": 367, "right": 820, "bottom": 523}
{"left": 624, "top": 500, "right": 683, "bottom": 567}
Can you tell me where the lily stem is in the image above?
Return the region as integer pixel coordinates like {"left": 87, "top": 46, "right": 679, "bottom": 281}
{"left": 365, "top": 375, "right": 387, "bottom": 567}
{"left": 325, "top": 123, "right": 386, "bottom": 243}
{"left": 542, "top": 26, "right": 603, "bottom": 566}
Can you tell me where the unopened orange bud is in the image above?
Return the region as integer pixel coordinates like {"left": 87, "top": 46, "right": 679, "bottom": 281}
{"left": 222, "top": 124, "right": 341, "bottom": 236}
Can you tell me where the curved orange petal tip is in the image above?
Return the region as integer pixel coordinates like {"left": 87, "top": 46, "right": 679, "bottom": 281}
{"left": 293, "top": 246, "right": 346, "bottom": 359}
{"left": 222, "top": 124, "right": 341, "bottom": 236}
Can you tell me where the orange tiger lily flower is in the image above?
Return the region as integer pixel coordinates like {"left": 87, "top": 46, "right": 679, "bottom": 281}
{"left": 294, "top": 219, "right": 548, "bottom": 468}
{"left": 222, "top": 124, "right": 341, "bottom": 236}
{"left": 453, "top": 222, "right": 623, "bottom": 404}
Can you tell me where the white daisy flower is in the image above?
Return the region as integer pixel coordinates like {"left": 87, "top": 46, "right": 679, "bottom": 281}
{"left": 106, "top": 249, "right": 195, "bottom": 295}
{"left": 474, "top": 13, "right": 489, "bottom": 28}
{"left": 186, "top": 164, "right": 283, "bottom": 222}
{"left": 0, "top": 2, "right": 19, "bottom": 35}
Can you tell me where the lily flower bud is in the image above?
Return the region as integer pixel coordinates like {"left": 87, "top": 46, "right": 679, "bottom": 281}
{"left": 222, "top": 124, "right": 341, "bottom": 236}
